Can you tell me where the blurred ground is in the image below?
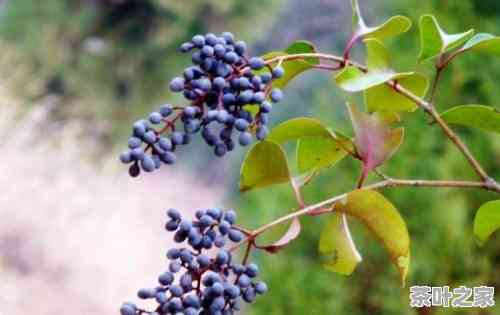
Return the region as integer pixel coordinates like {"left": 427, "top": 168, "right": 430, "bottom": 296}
{"left": 0, "top": 89, "right": 224, "bottom": 315}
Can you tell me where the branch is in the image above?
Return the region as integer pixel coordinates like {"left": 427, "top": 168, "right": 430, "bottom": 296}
{"left": 428, "top": 66, "right": 443, "bottom": 104}
{"left": 249, "top": 178, "right": 500, "bottom": 239}
{"left": 264, "top": 52, "right": 495, "bottom": 184}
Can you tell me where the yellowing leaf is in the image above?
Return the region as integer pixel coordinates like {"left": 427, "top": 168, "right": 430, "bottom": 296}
{"left": 337, "top": 189, "right": 410, "bottom": 284}
{"left": 348, "top": 103, "right": 404, "bottom": 182}
{"left": 418, "top": 15, "right": 474, "bottom": 62}
{"left": 440, "top": 105, "right": 500, "bottom": 134}
{"left": 473, "top": 200, "right": 500, "bottom": 246}
{"left": 319, "top": 212, "right": 362, "bottom": 275}
{"left": 239, "top": 141, "right": 290, "bottom": 192}
{"left": 261, "top": 218, "right": 301, "bottom": 253}
{"left": 296, "top": 136, "right": 350, "bottom": 174}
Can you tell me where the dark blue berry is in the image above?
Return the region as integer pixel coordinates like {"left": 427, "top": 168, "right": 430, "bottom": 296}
{"left": 245, "top": 263, "right": 259, "bottom": 278}
{"left": 272, "top": 66, "right": 285, "bottom": 78}
{"left": 196, "top": 254, "right": 210, "bottom": 268}
{"left": 224, "top": 51, "right": 239, "bottom": 64}
{"left": 243, "top": 288, "right": 256, "bottom": 303}
{"left": 228, "top": 229, "right": 244, "bottom": 242}
{"left": 155, "top": 291, "right": 168, "bottom": 304}
{"left": 234, "top": 41, "right": 246, "bottom": 55}
{"left": 235, "top": 119, "right": 249, "bottom": 131}
{"left": 169, "top": 77, "right": 185, "bottom": 92}
{"left": 149, "top": 112, "right": 163, "bottom": 124}
{"left": 169, "top": 261, "right": 182, "bottom": 273}
{"left": 214, "top": 235, "right": 225, "bottom": 248}
{"left": 158, "top": 272, "right": 174, "bottom": 285}
{"left": 256, "top": 125, "right": 268, "bottom": 140}
{"left": 171, "top": 132, "right": 184, "bottom": 145}
{"left": 237, "top": 274, "right": 251, "bottom": 288}
{"left": 238, "top": 132, "right": 252, "bottom": 146}
{"left": 140, "top": 156, "right": 156, "bottom": 172}
{"left": 137, "top": 288, "right": 156, "bottom": 299}
{"left": 222, "top": 32, "right": 235, "bottom": 43}
{"left": 223, "top": 210, "right": 237, "bottom": 224}
{"left": 131, "top": 148, "right": 145, "bottom": 160}
{"left": 192, "top": 35, "right": 205, "bottom": 47}
{"left": 128, "top": 163, "right": 140, "bottom": 177}
{"left": 214, "top": 143, "right": 227, "bottom": 157}
{"left": 249, "top": 57, "right": 265, "bottom": 70}
{"left": 213, "top": 77, "right": 226, "bottom": 90}
{"left": 255, "top": 281, "right": 268, "bottom": 294}
{"left": 120, "top": 303, "right": 136, "bottom": 315}
{"left": 158, "top": 138, "right": 172, "bottom": 151}
{"left": 167, "top": 208, "right": 181, "bottom": 220}
{"left": 160, "top": 152, "right": 176, "bottom": 164}
{"left": 260, "top": 101, "right": 272, "bottom": 113}
{"left": 167, "top": 248, "right": 181, "bottom": 259}
{"left": 120, "top": 151, "right": 133, "bottom": 164}
{"left": 253, "top": 91, "right": 266, "bottom": 104}
{"left": 180, "top": 42, "right": 195, "bottom": 53}
{"left": 218, "top": 221, "right": 231, "bottom": 235}
{"left": 183, "top": 294, "right": 200, "bottom": 308}
{"left": 128, "top": 137, "right": 142, "bottom": 149}
{"left": 270, "top": 89, "right": 283, "bottom": 103}
{"left": 169, "top": 284, "right": 184, "bottom": 297}
{"left": 216, "top": 250, "right": 230, "bottom": 265}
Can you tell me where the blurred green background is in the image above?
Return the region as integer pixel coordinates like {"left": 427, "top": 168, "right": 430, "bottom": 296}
{"left": 1, "top": 0, "right": 499, "bottom": 314}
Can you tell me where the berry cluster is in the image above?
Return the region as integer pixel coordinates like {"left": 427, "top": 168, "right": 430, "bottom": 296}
{"left": 120, "top": 208, "right": 268, "bottom": 315}
{"left": 119, "top": 32, "right": 285, "bottom": 177}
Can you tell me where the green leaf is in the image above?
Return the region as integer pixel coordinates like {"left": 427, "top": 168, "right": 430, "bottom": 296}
{"left": 348, "top": 103, "right": 404, "bottom": 181}
{"left": 462, "top": 33, "right": 500, "bottom": 57}
{"left": 473, "top": 200, "right": 500, "bottom": 246}
{"left": 365, "top": 38, "right": 391, "bottom": 70}
{"left": 418, "top": 15, "right": 474, "bottom": 62}
{"left": 362, "top": 39, "right": 428, "bottom": 112}
{"left": 335, "top": 39, "right": 420, "bottom": 95}
{"left": 440, "top": 105, "right": 500, "bottom": 134}
{"left": 284, "top": 40, "right": 319, "bottom": 64}
{"left": 267, "top": 117, "right": 333, "bottom": 144}
{"left": 365, "top": 72, "right": 429, "bottom": 112}
{"left": 242, "top": 104, "right": 260, "bottom": 116}
{"left": 296, "top": 136, "right": 349, "bottom": 173}
{"left": 262, "top": 40, "right": 319, "bottom": 89}
{"left": 239, "top": 141, "right": 290, "bottom": 192}
{"left": 319, "top": 213, "right": 362, "bottom": 275}
{"left": 337, "top": 189, "right": 410, "bottom": 284}
{"left": 335, "top": 66, "right": 396, "bottom": 92}
{"left": 350, "top": 0, "right": 411, "bottom": 40}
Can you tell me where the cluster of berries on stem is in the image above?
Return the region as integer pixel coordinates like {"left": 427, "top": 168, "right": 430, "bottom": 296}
{"left": 119, "top": 32, "right": 285, "bottom": 177}
{"left": 120, "top": 208, "right": 267, "bottom": 315}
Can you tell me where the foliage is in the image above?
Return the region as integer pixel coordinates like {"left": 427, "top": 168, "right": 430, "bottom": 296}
{"left": 239, "top": 1, "right": 500, "bottom": 315}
